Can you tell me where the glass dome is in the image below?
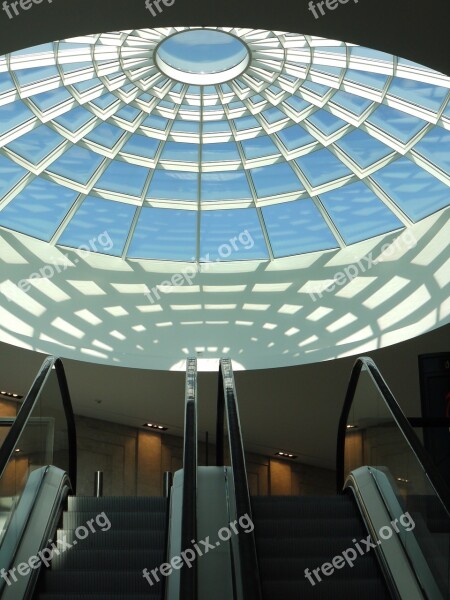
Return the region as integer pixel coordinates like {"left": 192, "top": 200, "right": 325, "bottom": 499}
{"left": 0, "top": 27, "right": 449, "bottom": 264}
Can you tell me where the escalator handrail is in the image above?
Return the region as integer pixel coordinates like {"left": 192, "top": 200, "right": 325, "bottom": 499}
{"left": 0, "top": 355, "right": 77, "bottom": 493}
{"left": 336, "top": 356, "right": 450, "bottom": 516}
{"left": 180, "top": 357, "right": 197, "bottom": 600}
{"left": 216, "top": 358, "right": 262, "bottom": 600}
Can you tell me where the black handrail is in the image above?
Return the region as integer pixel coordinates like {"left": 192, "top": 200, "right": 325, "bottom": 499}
{"left": 216, "top": 359, "right": 262, "bottom": 600}
{"left": 336, "top": 356, "right": 450, "bottom": 515}
{"left": 0, "top": 355, "right": 77, "bottom": 493}
{"left": 180, "top": 357, "right": 197, "bottom": 600}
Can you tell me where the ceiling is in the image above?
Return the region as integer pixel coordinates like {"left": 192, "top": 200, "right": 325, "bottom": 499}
{"left": 0, "top": 322, "right": 448, "bottom": 469}
{"left": 0, "top": 0, "right": 449, "bottom": 467}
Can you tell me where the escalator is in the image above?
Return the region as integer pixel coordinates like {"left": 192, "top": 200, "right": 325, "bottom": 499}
{"left": 252, "top": 495, "right": 390, "bottom": 599}
{"left": 212, "top": 357, "right": 450, "bottom": 600}
{"left": 0, "top": 355, "right": 177, "bottom": 600}
{"left": 1, "top": 354, "right": 449, "bottom": 599}
{"left": 35, "top": 496, "right": 167, "bottom": 599}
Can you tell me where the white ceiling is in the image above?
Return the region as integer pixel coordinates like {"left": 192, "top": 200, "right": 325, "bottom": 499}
{"left": 0, "top": 322, "right": 448, "bottom": 469}
{"left": 0, "top": 207, "right": 449, "bottom": 371}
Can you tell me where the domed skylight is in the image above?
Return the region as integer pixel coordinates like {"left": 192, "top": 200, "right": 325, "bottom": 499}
{"left": 0, "top": 27, "right": 449, "bottom": 265}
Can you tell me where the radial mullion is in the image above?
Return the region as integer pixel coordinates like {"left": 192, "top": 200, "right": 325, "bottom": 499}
{"left": 230, "top": 120, "right": 274, "bottom": 261}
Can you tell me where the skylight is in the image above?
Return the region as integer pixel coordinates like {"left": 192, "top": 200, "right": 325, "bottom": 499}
{"left": 0, "top": 27, "right": 449, "bottom": 264}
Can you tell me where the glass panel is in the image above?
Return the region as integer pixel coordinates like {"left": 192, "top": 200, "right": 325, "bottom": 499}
{"left": 276, "top": 124, "right": 316, "bottom": 152}
{"left": 114, "top": 105, "right": 140, "bottom": 123}
{"left": 330, "top": 90, "right": 373, "bottom": 117}
{"left": 336, "top": 129, "right": 393, "bottom": 169}
{"left": 366, "top": 104, "right": 427, "bottom": 144}
{"left": 0, "top": 101, "right": 35, "bottom": 137}
{"left": 30, "top": 88, "right": 73, "bottom": 113}
{"left": 53, "top": 105, "right": 95, "bottom": 132}
{"left": 203, "top": 120, "right": 231, "bottom": 134}
{"left": 306, "top": 109, "right": 348, "bottom": 136}
{"left": 0, "top": 72, "right": 15, "bottom": 94}
{"left": 121, "top": 134, "right": 159, "bottom": 159}
{"left": 344, "top": 364, "right": 449, "bottom": 599}
{"left": 295, "top": 147, "right": 352, "bottom": 186}
{"left": 89, "top": 93, "right": 117, "bottom": 111}
{"left": 320, "top": 181, "right": 403, "bottom": 244}
{"left": 388, "top": 78, "right": 448, "bottom": 112}
{"left": 6, "top": 125, "right": 65, "bottom": 165}
{"left": 14, "top": 66, "right": 59, "bottom": 87}
{"left": 0, "top": 178, "right": 78, "bottom": 241}
{"left": 200, "top": 208, "right": 268, "bottom": 261}
{"left": 147, "top": 170, "right": 198, "bottom": 201}
{"left": 250, "top": 163, "right": 303, "bottom": 197}
{"left": 201, "top": 171, "right": 251, "bottom": 201}
{"left": 371, "top": 157, "right": 450, "bottom": 221}
{"left": 262, "top": 198, "right": 339, "bottom": 257}
{"left": 141, "top": 114, "right": 168, "bottom": 131}
{"left": 261, "top": 107, "right": 286, "bottom": 125}
{"left": 343, "top": 69, "right": 388, "bottom": 91}
{"left": 128, "top": 206, "right": 197, "bottom": 261}
{"left": 234, "top": 115, "right": 260, "bottom": 131}
{"left": 202, "top": 141, "right": 240, "bottom": 162}
{"left": 414, "top": 127, "right": 450, "bottom": 174}
{"left": 0, "top": 367, "right": 71, "bottom": 550}
{"left": 241, "top": 136, "right": 279, "bottom": 160}
{"left": 84, "top": 122, "right": 124, "bottom": 148}
{"left": 161, "top": 141, "right": 199, "bottom": 162}
{"left": 58, "top": 196, "right": 135, "bottom": 256}
{"left": 156, "top": 29, "right": 248, "bottom": 75}
{"left": 47, "top": 145, "right": 104, "bottom": 185}
{"left": 0, "top": 154, "right": 27, "bottom": 198}
{"left": 94, "top": 160, "right": 149, "bottom": 196}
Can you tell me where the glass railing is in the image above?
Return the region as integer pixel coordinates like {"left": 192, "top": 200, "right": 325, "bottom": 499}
{"left": 0, "top": 356, "right": 76, "bottom": 548}
{"left": 337, "top": 357, "right": 450, "bottom": 599}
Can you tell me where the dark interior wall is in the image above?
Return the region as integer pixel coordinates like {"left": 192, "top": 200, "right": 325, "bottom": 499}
{"left": 0, "top": 0, "right": 449, "bottom": 76}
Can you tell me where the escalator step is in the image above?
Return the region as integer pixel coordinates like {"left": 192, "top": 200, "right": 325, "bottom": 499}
{"left": 39, "top": 571, "right": 163, "bottom": 594}
{"left": 254, "top": 517, "right": 367, "bottom": 538}
{"left": 63, "top": 511, "right": 166, "bottom": 531}
{"left": 38, "top": 595, "right": 162, "bottom": 599}
{"left": 258, "top": 554, "right": 381, "bottom": 580}
{"left": 262, "top": 577, "right": 391, "bottom": 599}
{"left": 252, "top": 495, "right": 356, "bottom": 519}
{"left": 51, "top": 548, "right": 164, "bottom": 571}
{"left": 255, "top": 536, "right": 377, "bottom": 558}
{"left": 56, "top": 529, "right": 166, "bottom": 549}
{"left": 68, "top": 496, "right": 167, "bottom": 513}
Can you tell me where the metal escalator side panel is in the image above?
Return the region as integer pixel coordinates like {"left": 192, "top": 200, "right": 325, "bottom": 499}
{"left": 345, "top": 466, "right": 442, "bottom": 600}
{"left": 0, "top": 466, "right": 71, "bottom": 600}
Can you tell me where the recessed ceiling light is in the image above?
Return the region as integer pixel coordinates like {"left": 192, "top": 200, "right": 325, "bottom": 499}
{"left": 396, "top": 477, "right": 409, "bottom": 484}
{"left": 346, "top": 424, "right": 358, "bottom": 429}
{"left": 275, "top": 451, "right": 297, "bottom": 460}
{"left": 143, "top": 423, "right": 168, "bottom": 431}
